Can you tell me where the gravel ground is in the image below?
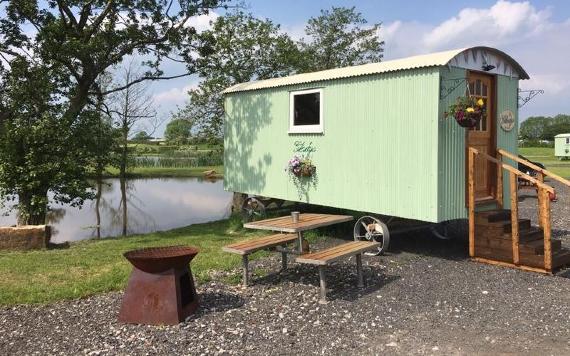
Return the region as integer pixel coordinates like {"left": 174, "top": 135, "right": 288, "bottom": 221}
{"left": 1, "top": 183, "right": 570, "bottom": 355}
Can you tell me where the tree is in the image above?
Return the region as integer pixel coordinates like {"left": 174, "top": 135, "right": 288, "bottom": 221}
{"left": 0, "top": 59, "right": 111, "bottom": 224}
{"left": 133, "top": 131, "right": 152, "bottom": 142}
{"left": 520, "top": 116, "right": 549, "bottom": 140}
{"left": 107, "top": 61, "right": 157, "bottom": 180}
{"left": 520, "top": 115, "right": 570, "bottom": 141}
{"left": 165, "top": 119, "right": 193, "bottom": 145}
{"left": 0, "top": 0, "right": 223, "bottom": 224}
{"left": 298, "top": 6, "right": 384, "bottom": 72}
{"left": 174, "top": 11, "right": 301, "bottom": 138}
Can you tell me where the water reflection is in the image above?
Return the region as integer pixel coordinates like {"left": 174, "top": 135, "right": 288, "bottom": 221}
{"left": 0, "top": 178, "right": 232, "bottom": 243}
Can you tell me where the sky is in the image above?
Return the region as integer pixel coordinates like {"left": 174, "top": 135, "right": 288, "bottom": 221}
{"left": 149, "top": 0, "right": 570, "bottom": 136}
{"left": 4, "top": 1, "right": 570, "bottom": 136}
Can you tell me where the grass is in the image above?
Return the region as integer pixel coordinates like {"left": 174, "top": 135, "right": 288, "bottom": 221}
{"left": 519, "top": 147, "right": 570, "bottom": 178}
{"left": 0, "top": 218, "right": 263, "bottom": 306}
{"left": 103, "top": 165, "right": 223, "bottom": 178}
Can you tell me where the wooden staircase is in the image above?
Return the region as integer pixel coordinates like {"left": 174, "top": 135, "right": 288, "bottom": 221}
{"left": 474, "top": 209, "right": 570, "bottom": 271}
{"left": 469, "top": 148, "right": 570, "bottom": 274}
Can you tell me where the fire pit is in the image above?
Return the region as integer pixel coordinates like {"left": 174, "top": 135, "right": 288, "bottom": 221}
{"left": 118, "top": 246, "right": 199, "bottom": 325}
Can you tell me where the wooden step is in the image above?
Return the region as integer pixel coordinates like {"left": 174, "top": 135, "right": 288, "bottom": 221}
{"left": 475, "top": 218, "right": 532, "bottom": 234}
{"left": 553, "top": 248, "right": 570, "bottom": 269}
{"left": 475, "top": 236, "right": 561, "bottom": 255}
{"left": 475, "top": 209, "right": 511, "bottom": 223}
{"left": 475, "top": 243, "right": 568, "bottom": 270}
{"left": 524, "top": 239, "right": 562, "bottom": 254}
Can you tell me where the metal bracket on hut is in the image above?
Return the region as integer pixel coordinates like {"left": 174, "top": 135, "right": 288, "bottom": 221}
{"left": 440, "top": 77, "right": 468, "bottom": 100}
{"left": 518, "top": 89, "right": 544, "bottom": 108}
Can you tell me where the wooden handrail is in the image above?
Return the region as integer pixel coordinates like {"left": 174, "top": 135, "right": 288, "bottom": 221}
{"left": 498, "top": 148, "right": 570, "bottom": 187}
{"left": 468, "top": 147, "right": 554, "bottom": 272}
{"left": 469, "top": 148, "right": 555, "bottom": 193}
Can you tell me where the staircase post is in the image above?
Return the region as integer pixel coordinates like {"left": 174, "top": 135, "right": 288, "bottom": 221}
{"left": 509, "top": 172, "right": 520, "bottom": 265}
{"left": 496, "top": 151, "right": 503, "bottom": 208}
{"left": 536, "top": 172, "right": 544, "bottom": 228}
{"left": 540, "top": 188, "right": 552, "bottom": 272}
{"left": 468, "top": 148, "right": 475, "bottom": 258}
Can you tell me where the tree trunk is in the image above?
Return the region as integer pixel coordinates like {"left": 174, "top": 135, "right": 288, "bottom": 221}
{"left": 120, "top": 176, "right": 128, "bottom": 236}
{"left": 120, "top": 129, "right": 128, "bottom": 180}
{"left": 16, "top": 192, "right": 47, "bottom": 226}
{"left": 232, "top": 192, "right": 247, "bottom": 214}
{"left": 95, "top": 176, "right": 102, "bottom": 239}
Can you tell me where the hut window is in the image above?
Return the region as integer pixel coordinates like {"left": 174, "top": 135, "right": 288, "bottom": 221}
{"left": 289, "top": 89, "right": 323, "bottom": 133}
{"left": 567, "top": 138, "right": 570, "bottom": 144}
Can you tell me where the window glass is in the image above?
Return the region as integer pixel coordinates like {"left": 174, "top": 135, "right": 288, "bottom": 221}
{"left": 293, "top": 92, "right": 320, "bottom": 126}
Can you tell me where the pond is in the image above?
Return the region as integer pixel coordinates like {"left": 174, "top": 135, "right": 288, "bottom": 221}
{"left": 0, "top": 178, "right": 232, "bottom": 243}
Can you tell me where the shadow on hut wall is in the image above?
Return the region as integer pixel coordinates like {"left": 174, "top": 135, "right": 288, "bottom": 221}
{"left": 224, "top": 91, "right": 273, "bottom": 206}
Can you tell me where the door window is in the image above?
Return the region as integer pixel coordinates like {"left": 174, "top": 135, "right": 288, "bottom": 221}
{"left": 468, "top": 79, "right": 489, "bottom": 132}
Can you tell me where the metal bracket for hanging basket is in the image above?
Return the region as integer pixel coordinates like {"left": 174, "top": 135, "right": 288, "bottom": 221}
{"left": 518, "top": 89, "right": 544, "bottom": 108}
{"left": 440, "top": 77, "right": 468, "bottom": 100}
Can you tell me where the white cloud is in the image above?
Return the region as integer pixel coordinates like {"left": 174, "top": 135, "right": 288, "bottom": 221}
{"left": 423, "top": 0, "right": 551, "bottom": 50}
{"left": 153, "top": 83, "right": 197, "bottom": 106}
{"left": 381, "top": 1, "right": 570, "bottom": 119}
{"left": 185, "top": 11, "right": 219, "bottom": 32}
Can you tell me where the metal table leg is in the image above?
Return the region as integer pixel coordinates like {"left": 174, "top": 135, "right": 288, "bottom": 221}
{"left": 318, "top": 266, "right": 327, "bottom": 303}
{"left": 356, "top": 253, "right": 364, "bottom": 288}
{"left": 242, "top": 255, "right": 249, "bottom": 287}
{"left": 297, "top": 231, "right": 305, "bottom": 254}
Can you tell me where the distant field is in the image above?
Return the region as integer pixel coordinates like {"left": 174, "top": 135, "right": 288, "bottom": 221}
{"left": 519, "top": 147, "right": 570, "bottom": 178}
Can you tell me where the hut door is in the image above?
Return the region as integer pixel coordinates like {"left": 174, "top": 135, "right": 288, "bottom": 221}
{"left": 467, "top": 72, "right": 496, "bottom": 202}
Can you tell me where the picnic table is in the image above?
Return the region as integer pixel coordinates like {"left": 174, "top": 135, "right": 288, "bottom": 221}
{"left": 244, "top": 213, "right": 354, "bottom": 254}
{"left": 224, "top": 213, "right": 380, "bottom": 302}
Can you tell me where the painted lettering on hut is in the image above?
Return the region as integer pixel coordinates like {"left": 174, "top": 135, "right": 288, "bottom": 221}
{"left": 293, "top": 141, "right": 317, "bottom": 154}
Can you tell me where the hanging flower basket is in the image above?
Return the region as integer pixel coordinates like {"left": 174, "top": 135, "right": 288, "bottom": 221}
{"left": 286, "top": 155, "right": 316, "bottom": 178}
{"left": 445, "top": 96, "right": 486, "bottom": 128}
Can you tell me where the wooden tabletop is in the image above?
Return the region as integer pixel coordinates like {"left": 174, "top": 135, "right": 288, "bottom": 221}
{"left": 244, "top": 213, "right": 354, "bottom": 233}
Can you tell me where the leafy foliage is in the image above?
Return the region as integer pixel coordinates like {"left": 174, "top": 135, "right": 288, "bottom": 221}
{"left": 174, "top": 7, "right": 384, "bottom": 139}
{"left": 298, "top": 6, "right": 384, "bottom": 72}
{"left": 520, "top": 115, "right": 570, "bottom": 141}
{"left": 0, "top": 0, "right": 223, "bottom": 224}
{"left": 165, "top": 119, "right": 194, "bottom": 145}
{"left": 0, "top": 59, "right": 110, "bottom": 224}
{"left": 174, "top": 10, "right": 302, "bottom": 138}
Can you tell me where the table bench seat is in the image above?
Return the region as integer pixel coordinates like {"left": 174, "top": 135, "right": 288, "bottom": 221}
{"left": 223, "top": 233, "right": 298, "bottom": 286}
{"left": 295, "top": 241, "right": 380, "bottom": 302}
{"left": 222, "top": 233, "right": 298, "bottom": 255}
{"left": 295, "top": 241, "right": 380, "bottom": 265}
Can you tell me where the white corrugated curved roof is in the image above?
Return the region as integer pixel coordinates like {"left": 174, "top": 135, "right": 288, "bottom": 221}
{"left": 555, "top": 133, "right": 570, "bottom": 138}
{"left": 222, "top": 46, "right": 529, "bottom": 94}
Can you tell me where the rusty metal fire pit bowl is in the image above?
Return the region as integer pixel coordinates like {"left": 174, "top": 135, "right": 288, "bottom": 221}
{"left": 118, "top": 246, "right": 199, "bottom": 325}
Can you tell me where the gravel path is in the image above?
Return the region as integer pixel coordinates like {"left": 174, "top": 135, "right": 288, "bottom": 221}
{"left": 1, "top": 183, "right": 570, "bottom": 355}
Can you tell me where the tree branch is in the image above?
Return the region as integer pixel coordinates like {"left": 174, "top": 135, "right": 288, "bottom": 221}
{"left": 98, "top": 73, "right": 193, "bottom": 96}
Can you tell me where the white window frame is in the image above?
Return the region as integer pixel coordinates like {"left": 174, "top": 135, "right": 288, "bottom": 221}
{"left": 289, "top": 88, "right": 324, "bottom": 134}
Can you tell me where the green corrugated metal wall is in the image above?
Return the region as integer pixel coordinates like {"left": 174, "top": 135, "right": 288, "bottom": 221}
{"left": 225, "top": 68, "right": 441, "bottom": 222}
{"left": 224, "top": 66, "right": 520, "bottom": 223}
{"left": 437, "top": 68, "right": 519, "bottom": 221}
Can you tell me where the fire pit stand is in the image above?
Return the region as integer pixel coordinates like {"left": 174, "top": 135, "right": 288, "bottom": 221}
{"left": 118, "top": 246, "right": 199, "bottom": 325}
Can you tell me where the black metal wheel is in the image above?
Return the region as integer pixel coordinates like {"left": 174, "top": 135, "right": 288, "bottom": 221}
{"left": 353, "top": 215, "right": 390, "bottom": 256}
{"left": 241, "top": 197, "right": 267, "bottom": 223}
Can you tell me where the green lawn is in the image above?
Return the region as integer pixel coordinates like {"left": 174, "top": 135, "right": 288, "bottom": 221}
{"left": 0, "top": 218, "right": 262, "bottom": 306}
{"left": 103, "top": 165, "right": 223, "bottom": 178}
{"left": 519, "top": 147, "right": 570, "bottom": 178}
